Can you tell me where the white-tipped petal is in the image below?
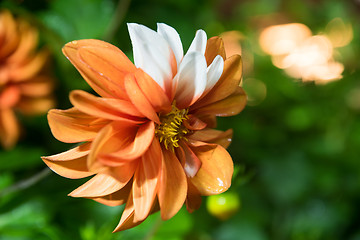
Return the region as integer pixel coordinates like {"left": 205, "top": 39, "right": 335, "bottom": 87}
{"left": 127, "top": 23, "right": 173, "bottom": 90}
{"left": 205, "top": 55, "right": 224, "bottom": 93}
{"left": 157, "top": 23, "right": 184, "bottom": 66}
{"left": 187, "top": 29, "right": 207, "bottom": 55}
{"left": 174, "top": 52, "right": 207, "bottom": 108}
{"left": 136, "top": 43, "right": 173, "bottom": 89}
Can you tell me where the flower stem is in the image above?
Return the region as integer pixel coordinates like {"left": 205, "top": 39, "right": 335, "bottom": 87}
{"left": 103, "top": 0, "right": 133, "bottom": 42}
{"left": 0, "top": 168, "right": 51, "bottom": 197}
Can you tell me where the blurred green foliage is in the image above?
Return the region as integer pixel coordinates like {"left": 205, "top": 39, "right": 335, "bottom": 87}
{"left": 1, "top": 0, "right": 360, "bottom": 239}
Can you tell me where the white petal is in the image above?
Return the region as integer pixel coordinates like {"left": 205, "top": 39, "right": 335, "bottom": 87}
{"left": 205, "top": 55, "right": 224, "bottom": 93}
{"left": 134, "top": 41, "right": 172, "bottom": 90}
{"left": 174, "top": 52, "right": 207, "bottom": 108}
{"left": 157, "top": 23, "right": 184, "bottom": 66}
{"left": 127, "top": 23, "right": 173, "bottom": 90}
{"left": 186, "top": 29, "right": 207, "bottom": 55}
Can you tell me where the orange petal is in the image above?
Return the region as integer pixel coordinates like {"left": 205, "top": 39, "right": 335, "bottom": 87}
{"left": 69, "top": 162, "right": 137, "bottom": 197}
{"left": 193, "top": 87, "right": 247, "bottom": 117}
{"left": 113, "top": 191, "right": 143, "bottom": 232}
{"left": 70, "top": 90, "right": 145, "bottom": 123}
{"left": 190, "top": 55, "right": 242, "bottom": 110}
{"left": 204, "top": 37, "right": 226, "bottom": 66}
{"left": 0, "top": 85, "right": 20, "bottom": 109}
{"left": 175, "top": 146, "right": 186, "bottom": 167}
{"left": 158, "top": 149, "right": 187, "bottom": 220}
{"left": 196, "top": 114, "right": 217, "bottom": 128}
{"left": 17, "top": 75, "right": 54, "bottom": 97}
{"left": 183, "top": 114, "right": 207, "bottom": 131}
{"left": 10, "top": 50, "right": 48, "bottom": 81}
{"left": 185, "top": 180, "right": 202, "bottom": 213}
{"left": 0, "top": 11, "right": 19, "bottom": 59}
{"left": 77, "top": 45, "right": 137, "bottom": 99}
{"left": 134, "top": 69, "right": 172, "bottom": 114}
{"left": 88, "top": 121, "right": 153, "bottom": 168}
{"left": 87, "top": 122, "right": 139, "bottom": 170}
{"left": 97, "top": 155, "right": 130, "bottom": 168}
{"left": 189, "top": 142, "right": 233, "bottom": 196}
{"left": 41, "top": 142, "right": 93, "bottom": 179}
{"left": 178, "top": 141, "right": 202, "bottom": 178}
{"left": 0, "top": 108, "right": 19, "bottom": 149}
{"left": 90, "top": 180, "right": 132, "bottom": 206}
{"left": 133, "top": 139, "right": 162, "bottom": 221}
{"left": 124, "top": 74, "right": 160, "bottom": 123}
{"left": 17, "top": 96, "right": 55, "bottom": 115}
{"left": 69, "top": 172, "right": 120, "bottom": 197}
{"left": 62, "top": 39, "right": 135, "bottom": 99}
{"left": 8, "top": 23, "right": 38, "bottom": 64}
{"left": 103, "top": 121, "right": 155, "bottom": 162}
{"left": 188, "top": 128, "right": 233, "bottom": 148}
{"left": 47, "top": 107, "right": 110, "bottom": 143}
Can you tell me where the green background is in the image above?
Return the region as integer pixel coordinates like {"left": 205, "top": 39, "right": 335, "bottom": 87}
{"left": 1, "top": 0, "right": 360, "bottom": 239}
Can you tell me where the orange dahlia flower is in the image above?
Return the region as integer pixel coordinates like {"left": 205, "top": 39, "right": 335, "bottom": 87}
{"left": 42, "top": 23, "right": 246, "bottom": 232}
{"left": 0, "top": 10, "right": 54, "bottom": 149}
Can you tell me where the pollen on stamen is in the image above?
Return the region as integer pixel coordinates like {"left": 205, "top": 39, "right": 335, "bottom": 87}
{"left": 155, "top": 104, "right": 190, "bottom": 151}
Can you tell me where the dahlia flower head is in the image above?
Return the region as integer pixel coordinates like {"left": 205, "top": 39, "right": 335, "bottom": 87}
{"left": 42, "top": 23, "right": 246, "bottom": 232}
{"left": 0, "top": 10, "right": 54, "bottom": 149}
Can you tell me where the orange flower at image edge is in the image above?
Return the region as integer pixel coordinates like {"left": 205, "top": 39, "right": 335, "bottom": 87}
{"left": 42, "top": 23, "right": 246, "bottom": 232}
{"left": 0, "top": 10, "right": 55, "bottom": 149}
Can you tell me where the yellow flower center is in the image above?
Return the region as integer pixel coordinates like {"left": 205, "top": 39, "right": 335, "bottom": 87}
{"left": 155, "top": 104, "right": 190, "bottom": 150}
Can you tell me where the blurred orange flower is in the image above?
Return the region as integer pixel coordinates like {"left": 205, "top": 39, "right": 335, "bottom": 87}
{"left": 42, "top": 23, "right": 246, "bottom": 232}
{"left": 259, "top": 21, "right": 351, "bottom": 84}
{"left": 0, "top": 10, "right": 55, "bottom": 149}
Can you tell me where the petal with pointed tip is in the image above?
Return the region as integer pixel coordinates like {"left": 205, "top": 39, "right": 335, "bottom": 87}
{"left": 90, "top": 180, "right": 132, "bottom": 206}
{"left": 69, "top": 162, "right": 137, "bottom": 198}
{"left": 204, "top": 37, "right": 226, "bottom": 66}
{"left": 103, "top": 121, "right": 155, "bottom": 162}
{"left": 186, "top": 29, "right": 207, "bottom": 55}
{"left": 194, "top": 87, "right": 247, "bottom": 117}
{"left": 158, "top": 149, "right": 187, "bottom": 220}
{"left": 189, "top": 129, "right": 233, "bottom": 148}
{"left": 204, "top": 55, "right": 224, "bottom": 94}
{"left": 183, "top": 114, "right": 207, "bottom": 131}
{"left": 195, "top": 114, "right": 217, "bottom": 129}
{"left": 134, "top": 69, "right": 171, "bottom": 113}
{"left": 47, "top": 108, "right": 110, "bottom": 143}
{"left": 42, "top": 142, "right": 93, "bottom": 179}
{"left": 70, "top": 90, "right": 145, "bottom": 123}
{"left": 178, "top": 141, "right": 202, "bottom": 178}
{"left": 124, "top": 74, "right": 160, "bottom": 123}
{"left": 113, "top": 191, "right": 143, "bottom": 232}
{"left": 87, "top": 122, "right": 136, "bottom": 171}
{"left": 190, "top": 55, "right": 242, "bottom": 110}
{"left": 128, "top": 23, "right": 174, "bottom": 92}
